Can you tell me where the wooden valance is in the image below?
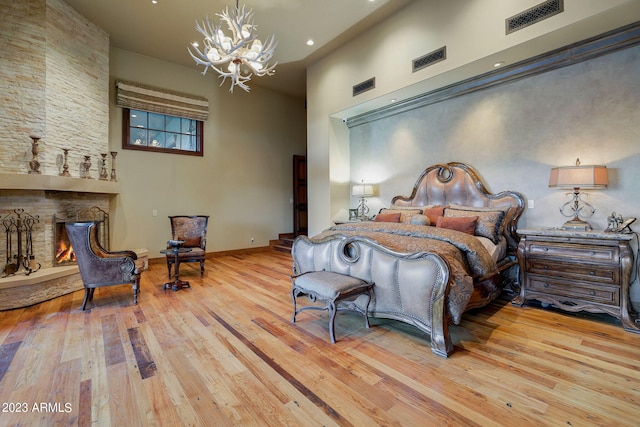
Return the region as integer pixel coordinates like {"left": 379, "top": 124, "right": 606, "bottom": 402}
{"left": 115, "top": 80, "right": 209, "bottom": 121}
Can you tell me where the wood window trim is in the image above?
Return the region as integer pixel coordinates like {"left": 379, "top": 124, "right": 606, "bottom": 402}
{"left": 121, "top": 108, "right": 204, "bottom": 157}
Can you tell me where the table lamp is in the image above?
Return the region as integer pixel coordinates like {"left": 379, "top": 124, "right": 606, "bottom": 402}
{"left": 352, "top": 181, "right": 375, "bottom": 219}
{"left": 549, "top": 158, "right": 608, "bottom": 231}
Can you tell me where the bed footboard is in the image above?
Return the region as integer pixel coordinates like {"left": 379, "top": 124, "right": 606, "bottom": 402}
{"left": 291, "top": 234, "right": 453, "bottom": 357}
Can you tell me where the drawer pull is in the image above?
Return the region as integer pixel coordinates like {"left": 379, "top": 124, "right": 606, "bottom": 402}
{"left": 590, "top": 271, "right": 595, "bottom": 276}
{"left": 590, "top": 251, "right": 596, "bottom": 256}
{"left": 590, "top": 290, "right": 596, "bottom": 296}
{"left": 543, "top": 248, "right": 549, "bottom": 252}
{"left": 543, "top": 265, "right": 549, "bottom": 269}
{"left": 543, "top": 283, "right": 549, "bottom": 288}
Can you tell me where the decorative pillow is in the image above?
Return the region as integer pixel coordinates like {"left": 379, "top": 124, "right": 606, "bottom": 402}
{"left": 422, "top": 206, "right": 445, "bottom": 224}
{"left": 436, "top": 215, "right": 478, "bottom": 235}
{"left": 374, "top": 213, "right": 402, "bottom": 223}
{"left": 444, "top": 206, "right": 506, "bottom": 243}
{"left": 410, "top": 214, "right": 430, "bottom": 226}
{"left": 378, "top": 208, "right": 422, "bottom": 224}
{"left": 177, "top": 236, "right": 201, "bottom": 247}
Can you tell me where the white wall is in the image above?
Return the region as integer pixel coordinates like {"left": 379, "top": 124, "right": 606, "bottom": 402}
{"left": 109, "top": 48, "right": 307, "bottom": 257}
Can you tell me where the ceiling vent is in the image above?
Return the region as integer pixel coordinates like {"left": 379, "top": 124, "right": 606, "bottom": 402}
{"left": 413, "top": 47, "right": 447, "bottom": 73}
{"left": 353, "top": 77, "right": 376, "bottom": 97}
{"left": 506, "top": 0, "right": 563, "bottom": 34}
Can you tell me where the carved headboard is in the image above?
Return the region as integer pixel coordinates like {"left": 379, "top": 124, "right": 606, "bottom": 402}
{"left": 391, "top": 162, "right": 526, "bottom": 252}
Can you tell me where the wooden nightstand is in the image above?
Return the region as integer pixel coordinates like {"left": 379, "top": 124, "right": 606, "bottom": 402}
{"left": 514, "top": 228, "right": 639, "bottom": 333}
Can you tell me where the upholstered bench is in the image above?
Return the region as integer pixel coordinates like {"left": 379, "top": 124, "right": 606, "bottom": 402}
{"left": 290, "top": 270, "right": 374, "bottom": 343}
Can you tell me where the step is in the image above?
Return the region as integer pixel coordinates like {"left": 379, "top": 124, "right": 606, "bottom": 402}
{"left": 272, "top": 244, "right": 293, "bottom": 254}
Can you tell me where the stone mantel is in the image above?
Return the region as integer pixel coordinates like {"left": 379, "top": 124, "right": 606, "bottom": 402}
{"left": 0, "top": 173, "right": 120, "bottom": 194}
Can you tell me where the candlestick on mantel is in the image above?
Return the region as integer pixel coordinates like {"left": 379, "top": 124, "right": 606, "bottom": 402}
{"left": 28, "top": 136, "right": 41, "bottom": 174}
{"left": 110, "top": 151, "right": 118, "bottom": 182}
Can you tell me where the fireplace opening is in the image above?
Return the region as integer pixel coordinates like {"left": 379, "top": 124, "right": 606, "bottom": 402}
{"left": 54, "top": 223, "right": 76, "bottom": 265}
{"left": 53, "top": 207, "right": 109, "bottom": 266}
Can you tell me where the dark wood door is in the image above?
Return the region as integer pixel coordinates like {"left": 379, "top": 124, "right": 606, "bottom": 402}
{"left": 293, "top": 155, "right": 307, "bottom": 236}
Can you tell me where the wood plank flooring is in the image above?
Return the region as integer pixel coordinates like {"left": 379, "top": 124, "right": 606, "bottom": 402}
{"left": 1, "top": 250, "right": 639, "bottom": 426}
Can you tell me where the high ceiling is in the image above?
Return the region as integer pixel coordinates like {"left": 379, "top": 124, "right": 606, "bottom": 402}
{"left": 62, "top": 0, "right": 414, "bottom": 99}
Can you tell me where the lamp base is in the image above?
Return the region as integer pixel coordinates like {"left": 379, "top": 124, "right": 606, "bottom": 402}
{"left": 561, "top": 218, "right": 592, "bottom": 231}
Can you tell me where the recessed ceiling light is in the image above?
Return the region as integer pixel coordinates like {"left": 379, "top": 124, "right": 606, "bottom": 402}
{"left": 192, "top": 42, "right": 199, "bottom": 48}
{"left": 306, "top": 39, "right": 314, "bottom": 46}
{"left": 152, "top": 0, "right": 158, "bottom": 4}
{"left": 390, "top": 98, "right": 397, "bottom": 103}
{"left": 494, "top": 61, "right": 505, "bottom": 67}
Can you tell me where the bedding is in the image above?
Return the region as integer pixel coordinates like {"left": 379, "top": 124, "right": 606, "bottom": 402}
{"left": 313, "top": 221, "right": 498, "bottom": 323}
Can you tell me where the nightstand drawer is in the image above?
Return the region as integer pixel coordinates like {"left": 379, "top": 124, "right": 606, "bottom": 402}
{"left": 527, "top": 276, "right": 620, "bottom": 306}
{"left": 527, "top": 242, "right": 617, "bottom": 263}
{"left": 526, "top": 260, "right": 617, "bottom": 283}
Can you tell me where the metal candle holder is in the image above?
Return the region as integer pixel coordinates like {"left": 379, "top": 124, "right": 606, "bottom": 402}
{"left": 99, "top": 153, "right": 109, "bottom": 180}
{"left": 60, "top": 148, "right": 71, "bottom": 177}
{"left": 28, "top": 136, "right": 41, "bottom": 174}
{"left": 83, "top": 155, "right": 92, "bottom": 179}
{"left": 110, "top": 151, "right": 118, "bottom": 182}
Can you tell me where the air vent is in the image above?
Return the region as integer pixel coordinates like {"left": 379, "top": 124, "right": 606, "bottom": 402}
{"left": 506, "top": 0, "right": 563, "bottom": 34}
{"left": 413, "top": 47, "right": 447, "bottom": 73}
{"left": 353, "top": 77, "right": 375, "bottom": 97}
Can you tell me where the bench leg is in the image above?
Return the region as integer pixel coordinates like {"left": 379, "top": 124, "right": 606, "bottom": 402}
{"left": 362, "top": 287, "right": 372, "bottom": 329}
{"left": 328, "top": 300, "right": 338, "bottom": 344}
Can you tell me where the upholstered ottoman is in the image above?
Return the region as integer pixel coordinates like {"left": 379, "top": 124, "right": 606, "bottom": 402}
{"left": 290, "top": 271, "right": 374, "bottom": 343}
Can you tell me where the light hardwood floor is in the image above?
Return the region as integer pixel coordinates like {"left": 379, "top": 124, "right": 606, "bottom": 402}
{"left": 1, "top": 250, "right": 639, "bottom": 426}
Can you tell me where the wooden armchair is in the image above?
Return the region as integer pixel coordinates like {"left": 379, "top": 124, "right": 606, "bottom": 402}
{"left": 65, "top": 221, "right": 141, "bottom": 310}
{"left": 167, "top": 215, "right": 209, "bottom": 279}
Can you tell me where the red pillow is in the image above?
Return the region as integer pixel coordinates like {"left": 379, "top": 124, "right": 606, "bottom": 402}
{"left": 374, "top": 213, "right": 401, "bottom": 223}
{"left": 436, "top": 215, "right": 478, "bottom": 235}
{"left": 423, "top": 206, "right": 445, "bottom": 224}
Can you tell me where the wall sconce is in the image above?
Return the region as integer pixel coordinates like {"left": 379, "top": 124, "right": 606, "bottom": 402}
{"left": 549, "top": 158, "right": 608, "bottom": 230}
{"left": 352, "top": 181, "right": 375, "bottom": 219}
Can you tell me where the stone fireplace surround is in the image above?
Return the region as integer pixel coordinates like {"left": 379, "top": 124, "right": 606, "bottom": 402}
{"left": 0, "top": 173, "right": 117, "bottom": 310}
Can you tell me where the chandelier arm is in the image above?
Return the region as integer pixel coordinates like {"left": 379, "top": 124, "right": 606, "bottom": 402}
{"left": 188, "top": 49, "right": 213, "bottom": 76}
{"left": 250, "top": 62, "right": 277, "bottom": 76}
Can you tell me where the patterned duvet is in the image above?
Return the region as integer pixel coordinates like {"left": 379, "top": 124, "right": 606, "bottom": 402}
{"left": 311, "top": 222, "right": 499, "bottom": 324}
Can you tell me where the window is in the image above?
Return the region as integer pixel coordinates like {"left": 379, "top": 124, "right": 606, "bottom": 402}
{"left": 122, "top": 109, "right": 204, "bottom": 156}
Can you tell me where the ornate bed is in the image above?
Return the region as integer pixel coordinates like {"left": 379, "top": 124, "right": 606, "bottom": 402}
{"left": 291, "top": 162, "right": 525, "bottom": 357}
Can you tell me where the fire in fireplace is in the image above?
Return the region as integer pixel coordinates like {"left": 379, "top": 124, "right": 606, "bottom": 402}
{"left": 54, "top": 225, "right": 76, "bottom": 265}
{"left": 53, "top": 207, "right": 109, "bottom": 266}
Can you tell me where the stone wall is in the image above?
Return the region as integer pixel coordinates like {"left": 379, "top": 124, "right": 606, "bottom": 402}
{"left": 0, "top": 0, "right": 109, "bottom": 175}
{"left": 0, "top": 0, "right": 111, "bottom": 272}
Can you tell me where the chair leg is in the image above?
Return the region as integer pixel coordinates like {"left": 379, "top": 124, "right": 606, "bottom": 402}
{"left": 291, "top": 287, "right": 298, "bottom": 323}
{"left": 81, "top": 288, "right": 95, "bottom": 311}
{"left": 132, "top": 279, "right": 140, "bottom": 305}
{"left": 81, "top": 288, "right": 90, "bottom": 311}
{"left": 200, "top": 260, "right": 204, "bottom": 277}
{"left": 167, "top": 261, "right": 172, "bottom": 280}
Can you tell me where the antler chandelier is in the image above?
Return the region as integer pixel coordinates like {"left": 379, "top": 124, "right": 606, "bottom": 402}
{"left": 188, "top": 1, "right": 277, "bottom": 93}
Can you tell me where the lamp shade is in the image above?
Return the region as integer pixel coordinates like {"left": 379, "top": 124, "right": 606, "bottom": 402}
{"left": 352, "top": 183, "right": 374, "bottom": 197}
{"left": 549, "top": 165, "right": 608, "bottom": 189}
